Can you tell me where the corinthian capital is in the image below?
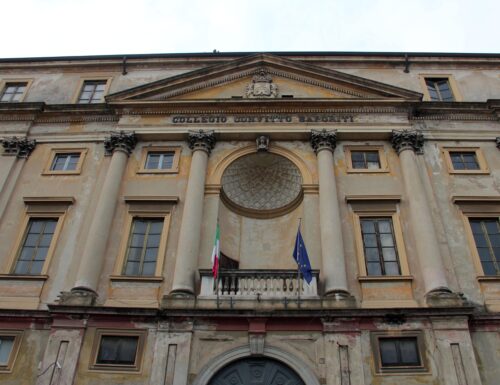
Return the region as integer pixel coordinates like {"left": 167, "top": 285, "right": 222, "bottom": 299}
{"left": 104, "top": 131, "right": 137, "bottom": 155}
{"left": 391, "top": 129, "right": 424, "bottom": 154}
{"left": 188, "top": 130, "right": 216, "bottom": 154}
{"left": 1, "top": 136, "right": 36, "bottom": 158}
{"left": 310, "top": 129, "right": 337, "bottom": 153}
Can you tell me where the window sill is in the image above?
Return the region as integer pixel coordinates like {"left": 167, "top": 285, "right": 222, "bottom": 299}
{"left": 448, "top": 170, "right": 489, "bottom": 175}
{"left": 41, "top": 171, "right": 81, "bottom": 176}
{"left": 374, "top": 368, "right": 431, "bottom": 376}
{"left": 0, "top": 274, "right": 48, "bottom": 281}
{"left": 477, "top": 275, "right": 500, "bottom": 282}
{"left": 346, "top": 168, "right": 389, "bottom": 174}
{"left": 358, "top": 275, "right": 413, "bottom": 282}
{"left": 109, "top": 275, "right": 163, "bottom": 283}
{"left": 137, "top": 169, "right": 178, "bottom": 175}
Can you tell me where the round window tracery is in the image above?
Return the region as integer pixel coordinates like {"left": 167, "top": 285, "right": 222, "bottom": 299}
{"left": 221, "top": 152, "right": 303, "bottom": 218}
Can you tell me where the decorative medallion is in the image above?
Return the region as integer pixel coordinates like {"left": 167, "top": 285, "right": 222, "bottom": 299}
{"left": 221, "top": 153, "right": 302, "bottom": 218}
{"left": 245, "top": 69, "right": 278, "bottom": 99}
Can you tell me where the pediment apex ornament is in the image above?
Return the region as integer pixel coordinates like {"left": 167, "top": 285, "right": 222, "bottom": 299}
{"left": 391, "top": 129, "right": 424, "bottom": 154}
{"left": 245, "top": 68, "right": 278, "bottom": 99}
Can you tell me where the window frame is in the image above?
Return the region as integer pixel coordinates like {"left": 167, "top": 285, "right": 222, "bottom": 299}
{"left": 344, "top": 145, "right": 389, "bottom": 173}
{"left": 351, "top": 208, "right": 411, "bottom": 277}
{"left": 137, "top": 146, "right": 181, "bottom": 174}
{"left": 72, "top": 77, "right": 112, "bottom": 104}
{"left": 5, "top": 198, "right": 72, "bottom": 276}
{"left": 0, "top": 330, "right": 23, "bottom": 373}
{"left": 371, "top": 331, "right": 428, "bottom": 374}
{"left": 113, "top": 206, "right": 172, "bottom": 278}
{"left": 42, "top": 148, "right": 88, "bottom": 175}
{"left": 0, "top": 79, "right": 32, "bottom": 103}
{"left": 89, "top": 329, "right": 146, "bottom": 372}
{"left": 419, "top": 74, "right": 462, "bottom": 102}
{"left": 461, "top": 212, "right": 500, "bottom": 277}
{"left": 443, "top": 147, "right": 489, "bottom": 175}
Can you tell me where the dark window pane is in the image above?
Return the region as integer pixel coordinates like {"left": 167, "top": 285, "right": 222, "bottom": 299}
{"left": 30, "top": 261, "right": 44, "bottom": 275}
{"left": 473, "top": 233, "right": 487, "bottom": 247}
{"left": 96, "top": 336, "right": 138, "bottom": 365}
{"left": 149, "top": 221, "right": 163, "bottom": 234}
{"left": 146, "top": 234, "right": 160, "bottom": 248}
{"left": 399, "top": 339, "right": 420, "bottom": 365}
{"left": 378, "top": 220, "right": 392, "bottom": 234}
{"left": 379, "top": 339, "right": 399, "bottom": 366}
{"left": 384, "top": 261, "right": 400, "bottom": 275}
{"left": 133, "top": 220, "right": 147, "bottom": 234}
{"left": 14, "top": 260, "right": 30, "bottom": 274}
{"left": 130, "top": 234, "right": 144, "bottom": 248}
{"left": 478, "top": 247, "right": 492, "bottom": 262}
{"left": 351, "top": 152, "right": 364, "bottom": 161}
{"left": 144, "top": 247, "right": 158, "bottom": 262}
{"left": 382, "top": 247, "right": 397, "bottom": 261}
{"left": 0, "top": 336, "right": 15, "bottom": 365}
{"left": 141, "top": 261, "right": 156, "bottom": 276}
{"left": 367, "top": 262, "right": 382, "bottom": 275}
{"left": 481, "top": 262, "right": 496, "bottom": 275}
{"left": 363, "top": 234, "right": 377, "bottom": 247}
{"left": 361, "top": 220, "right": 375, "bottom": 234}
{"left": 125, "top": 261, "right": 140, "bottom": 276}
{"left": 365, "top": 248, "right": 380, "bottom": 261}
{"left": 485, "top": 221, "right": 499, "bottom": 234}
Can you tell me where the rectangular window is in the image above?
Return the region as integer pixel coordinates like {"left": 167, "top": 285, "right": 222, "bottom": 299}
{"left": 90, "top": 330, "right": 145, "bottom": 371}
{"left": 469, "top": 218, "right": 500, "bottom": 275}
{"left": 351, "top": 150, "right": 381, "bottom": 170}
{"left": 1, "top": 82, "right": 27, "bottom": 102}
{"left": 12, "top": 218, "right": 58, "bottom": 275}
{"left": 77, "top": 80, "right": 107, "bottom": 103}
{"left": 145, "top": 151, "right": 175, "bottom": 170}
{"left": 0, "top": 332, "right": 22, "bottom": 372}
{"left": 425, "top": 78, "right": 454, "bottom": 101}
{"left": 51, "top": 153, "right": 81, "bottom": 171}
{"left": 372, "top": 332, "right": 427, "bottom": 374}
{"left": 443, "top": 148, "right": 488, "bottom": 174}
{"left": 138, "top": 147, "right": 181, "bottom": 174}
{"left": 450, "top": 152, "right": 480, "bottom": 170}
{"left": 360, "top": 218, "right": 401, "bottom": 276}
{"left": 123, "top": 218, "right": 164, "bottom": 276}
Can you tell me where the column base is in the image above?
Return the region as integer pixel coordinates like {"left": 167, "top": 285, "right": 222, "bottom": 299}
{"left": 56, "top": 287, "right": 98, "bottom": 306}
{"left": 161, "top": 292, "right": 196, "bottom": 309}
{"left": 323, "top": 290, "right": 356, "bottom": 308}
{"left": 426, "top": 288, "right": 465, "bottom": 307}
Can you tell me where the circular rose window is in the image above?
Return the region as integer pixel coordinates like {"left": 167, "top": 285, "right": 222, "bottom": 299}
{"left": 221, "top": 152, "right": 303, "bottom": 218}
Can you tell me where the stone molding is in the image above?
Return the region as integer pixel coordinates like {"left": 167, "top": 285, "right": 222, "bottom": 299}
{"left": 1, "top": 136, "right": 36, "bottom": 158}
{"left": 104, "top": 131, "right": 137, "bottom": 155}
{"left": 310, "top": 129, "right": 337, "bottom": 153}
{"left": 188, "top": 129, "right": 216, "bottom": 154}
{"left": 390, "top": 129, "right": 424, "bottom": 154}
{"left": 56, "top": 288, "right": 97, "bottom": 306}
{"left": 191, "top": 345, "right": 320, "bottom": 385}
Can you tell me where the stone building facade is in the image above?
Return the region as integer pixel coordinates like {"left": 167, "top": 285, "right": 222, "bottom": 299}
{"left": 0, "top": 52, "right": 499, "bottom": 385}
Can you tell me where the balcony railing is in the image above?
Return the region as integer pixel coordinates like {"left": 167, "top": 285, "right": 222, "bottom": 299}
{"left": 199, "top": 269, "right": 319, "bottom": 298}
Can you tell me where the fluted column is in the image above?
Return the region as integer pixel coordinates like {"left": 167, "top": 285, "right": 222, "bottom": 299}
{"left": 311, "top": 129, "right": 350, "bottom": 298}
{"left": 68, "top": 131, "right": 136, "bottom": 304}
{"left": 170, "top": 130, "right": 216, "bottom": 296}
{"left": 391, "top": 130, "right": 451, "bottom": 298}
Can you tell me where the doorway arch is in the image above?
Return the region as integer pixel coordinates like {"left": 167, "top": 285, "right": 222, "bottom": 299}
{"left": 192, "top": 345, "right": 320, "bottom": 385}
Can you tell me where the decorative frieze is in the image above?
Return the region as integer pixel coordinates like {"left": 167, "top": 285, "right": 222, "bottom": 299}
{"left": 391, "top": 129, "right": 424, "bottom": 154}
{"left": 310, "top": 129, "right": 337, "bottom": 153}
{"left": 188, "top": 129, "right": 216, "bottom": 154}
{"left": 104, "top": 131, "right": 137, "bottom": 155}
{"left": 1, "top": 136, "right": 36, "bottom": 158}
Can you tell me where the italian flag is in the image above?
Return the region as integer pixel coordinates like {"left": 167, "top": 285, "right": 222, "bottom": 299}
{"left": 211, "top": 222, "right": 220, "bottom": 279}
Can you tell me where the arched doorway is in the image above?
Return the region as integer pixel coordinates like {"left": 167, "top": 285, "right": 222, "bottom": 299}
{"left": 208, "top": 357, "right": 305, "bottom": 385}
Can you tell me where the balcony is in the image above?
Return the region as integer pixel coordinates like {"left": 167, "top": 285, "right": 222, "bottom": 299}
{"left": 199, "top": 269, "right": 320, "bottom": 299}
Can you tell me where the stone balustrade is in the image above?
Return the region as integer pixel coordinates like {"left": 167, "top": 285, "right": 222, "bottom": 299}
{"left": 199, "top": 269, "right": 319, "bottom": 298}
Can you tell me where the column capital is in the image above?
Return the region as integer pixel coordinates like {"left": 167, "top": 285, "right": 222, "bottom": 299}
{"left": 496, "top": 137, "right": 500, "bottom": 150}
{"left": 391, "top": 129, "right": 424, "bottom": 154}
{"left": 188, "top": 130, "right": 216, "bottom": 154}
{"left": 310, "top": 129, "right": 337, "bottom": 153}
{"left": 104, "top": 131, "right": 137, "bottom": 156}
{"left": 1, "top": 136, "right": 36, "bottom": 158}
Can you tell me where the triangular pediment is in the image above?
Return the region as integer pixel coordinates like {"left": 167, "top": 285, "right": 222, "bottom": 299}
{"left": 106, "top": 54, "right": 422, "bottom": 103}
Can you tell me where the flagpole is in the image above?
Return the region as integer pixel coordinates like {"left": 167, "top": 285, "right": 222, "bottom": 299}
{"left": 297, "top": 218, "right": 302, "bottom": 306}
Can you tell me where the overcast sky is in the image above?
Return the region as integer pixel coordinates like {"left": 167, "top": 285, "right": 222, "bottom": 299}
{"left": 2, "top": 0, "right": 499, "bottom": 58}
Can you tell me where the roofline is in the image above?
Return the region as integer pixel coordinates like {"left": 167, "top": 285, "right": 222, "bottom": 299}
{"left": 1, "top": 51, "right": 500, "bottom": 63}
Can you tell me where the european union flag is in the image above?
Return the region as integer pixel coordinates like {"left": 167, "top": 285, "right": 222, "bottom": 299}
{"left": 293, "top": 227, "right": 313, "bottom": 284}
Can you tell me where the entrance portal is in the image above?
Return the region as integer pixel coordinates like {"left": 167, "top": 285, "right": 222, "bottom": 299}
{"left": 208, "top": 357, "right": 305, "bottom": 385}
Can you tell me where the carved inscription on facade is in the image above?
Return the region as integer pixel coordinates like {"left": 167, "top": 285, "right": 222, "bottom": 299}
{"left": 171, "top": 114, "right": 354, "bottom": 124}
